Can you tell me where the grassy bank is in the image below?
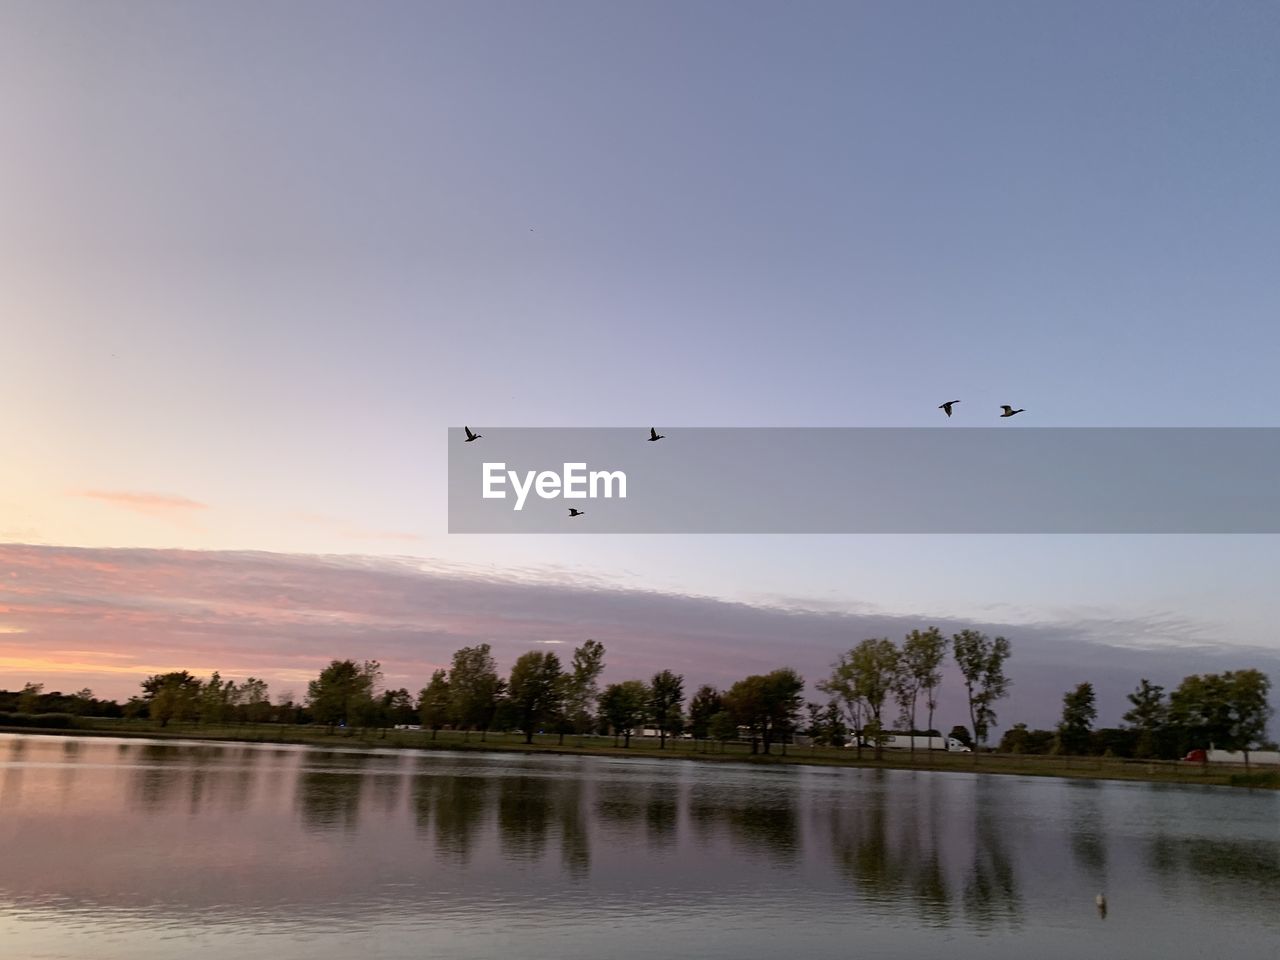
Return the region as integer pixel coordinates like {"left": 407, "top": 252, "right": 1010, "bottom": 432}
{"left": 4, "top": 717, "right": 1275, "bottom": 789}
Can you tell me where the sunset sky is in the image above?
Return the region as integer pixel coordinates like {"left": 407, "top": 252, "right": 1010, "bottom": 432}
{"left": 3, "top": 2, "right": 1279, "bottom": 728}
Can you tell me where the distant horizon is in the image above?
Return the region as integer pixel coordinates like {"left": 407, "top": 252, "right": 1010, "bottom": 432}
{"left": 3, "top": 542, "right": 1275, "bottom": 737}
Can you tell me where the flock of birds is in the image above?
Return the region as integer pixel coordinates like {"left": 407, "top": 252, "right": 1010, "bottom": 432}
{"left": 463, "top": 403, "right": 1026, "bottom": 519}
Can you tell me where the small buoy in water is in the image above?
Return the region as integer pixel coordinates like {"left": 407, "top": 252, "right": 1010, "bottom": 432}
{"left": 1096, "top": 893, "right": 1107, "bottom": 918}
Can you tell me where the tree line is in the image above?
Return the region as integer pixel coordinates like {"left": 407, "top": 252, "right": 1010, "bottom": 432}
{"left": 2, "top": 628, "right": 1272, "bottom": 760}
{"left": 1003, "top": 669, "right": 1274, "bottom": 761}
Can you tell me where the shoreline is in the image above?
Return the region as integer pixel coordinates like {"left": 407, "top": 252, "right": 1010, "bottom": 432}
{"left": 3, "top": 722, "right": 1276, "bottom": 790}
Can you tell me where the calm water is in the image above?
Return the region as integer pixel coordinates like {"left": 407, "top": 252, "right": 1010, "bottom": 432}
{"left": 1, "top": 734, "right": 1277, "bottom": 960}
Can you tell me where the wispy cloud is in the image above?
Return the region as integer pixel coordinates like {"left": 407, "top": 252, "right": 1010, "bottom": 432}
{"left": 79, "top": 490, "right": 208, "bottom": 516}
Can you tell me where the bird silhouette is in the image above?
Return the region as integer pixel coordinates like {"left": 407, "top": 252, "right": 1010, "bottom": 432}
{"left": 647, "top": 427, "right": 665, "bottom": 442}
{"left": 568, "top": 508, "right": 585, "bottom": 517}
{"left": 999, "top": 406, "right": 1025, "bottom": 418}
{"left": 464, "top": 426, "right": 482, "bottom": 442}
{"left": 939, "top": 400, "right": 960, "bottom": 418}
{"left": 1095, "top": 894, "right": 1107, "bottom": 918}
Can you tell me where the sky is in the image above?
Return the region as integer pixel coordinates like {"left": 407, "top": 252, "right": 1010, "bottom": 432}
{"left": 2, "top": 1, "right": 1279, "bottom": 729}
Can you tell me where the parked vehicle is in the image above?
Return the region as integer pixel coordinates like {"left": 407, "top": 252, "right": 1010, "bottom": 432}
{"left": 1183, "top": 748, "right": 1280, "bottom": 765}
{"left": 846, "top": 734, "right": 970, "bottom": 752}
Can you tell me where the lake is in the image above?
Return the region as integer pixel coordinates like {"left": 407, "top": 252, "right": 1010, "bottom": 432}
{"left": 1, "top": 733, "right": 1276, "bottom": 959}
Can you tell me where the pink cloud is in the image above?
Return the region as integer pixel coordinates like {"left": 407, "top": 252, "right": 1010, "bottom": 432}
{"left": 78, "top": 490, "right": 208, "bottom": 517}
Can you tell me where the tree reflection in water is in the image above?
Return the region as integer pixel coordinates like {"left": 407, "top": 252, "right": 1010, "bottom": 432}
{"left": 555, "top": 776, "right": 590, "bottom": 879}
{"left": 1066, "top": 782, "right": 1107, "bottom": 890}
{"left": 498, "top": 774, "right": 554, "bottom": 862}
{"left": 412, "top": 767, "right": 493, "bottom": 865}
{"left": 0, "top": 737, "right": 26, "bottom": 806}
{"left": 596, "top": 778, "right": 644, "bottom": 831}
{"left": 828, "top": 771, "right": 950, "bottom": 924}
{"left": 295, "top": 751, "right": 370, "bottom": 834}
{"left": 688, "top": 781, "right": 799, "bottom": 864}
{"left": 362, "top": 754, "right": 406, "bottom": 819}
{"left": 962, "top": 779, "right": 1021, "bottom": 930}
{"left": 129, "top": 743, "right": 185, "bottom": 813}
{"left": 644, "top": 780, "right": 679, "bottom": 849}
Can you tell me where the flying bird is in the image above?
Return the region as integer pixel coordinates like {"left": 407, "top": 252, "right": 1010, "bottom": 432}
{"left": 464, "top": 426, "right": 482, "bottom": 442}
{"left": 647, "top": 427, "right": 665, "bottom": 442}
{"left": 939, "top": 400, "right": 960, "bottom": 418}
{"left": 999, "top": 406, "right": 1025, "bottom": 418}
{"left": 568, "top": 508, "right": 585, "bottom": 517}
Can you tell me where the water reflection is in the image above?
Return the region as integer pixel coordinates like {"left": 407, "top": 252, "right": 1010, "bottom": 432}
{"left": 498, "top": 774, "right": 553, "bottom": 861}
{"left": 596, "top": 778, "right": 643, "bottom": 830}
{"left": 1067, "top": 785, "right": 1108, "bottom": 888}
{"left": 1175, "top": 837, "right": 1280, "bottom": 894}
{"left": 828, "top": 772, "right": 950, "bottom": 924}
{"left": 644, "top": 780, "right": 679, "bottom": 848}
{"left": 689, "top": 781, "right": 799, "bottom": 863}
{"left": 555, "top": 778, "right": 590, "bottom": 878}
{"left": 363, "top": 760, "right": 406, "bottom": 819}
{"left": 418, "top": 770, "right": 492, "bottom": 864}
{"left": 0, "top": 739, "right": 23, "bottom": 806}
{"left": 961, "top": 780, "right": 1021, "bottom": 929}
{"left": 296, "top": 752, "right": 369, "bottom": 833}
{"left": 129, "top": 743, "right": 185, "bottom": 812}
{"left": 0, "top": 734, "right": 1277, "bottom": 960}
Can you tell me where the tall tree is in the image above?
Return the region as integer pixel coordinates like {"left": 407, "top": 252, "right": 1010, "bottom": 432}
{"left": 688, "top": 685, "right": 724, "bottom": 742}
{"left": 418, "top": 669, "right": 452, "bottom": 739}
{"left": 805, "top": 699, "right": 849, "bottom": 747}
{"left": 306, "top": 659, "right": 379, "bottom": 731}
{"left": 142, "top": 671, "right": 202, "bottom": 727}
{"left": 381, "top": 688, "right": 416, "bottom": 726}
{"left": 725, "top": 674, "right": 768, "bottom": 754}
{"left": 818, "top": 660, "right": 866, "bottom": 759}
{"left": 350, "top": 661, "right": 385, "bottom": 730}
{"left": 563, "top": 640, "right": 607, "bottom": 734}
{"left": 245, "top": 678, "right": 268, "bottom": 722}
{"left": 70, "top": 687, "right": 96, "bottom": 716}
{"left": 1122, "top": 678, "right": 1167, "bottom": 758}
{"left": 821, "top": 639, "right": 900, "bottom": 759}
{"left": 1226, "top": 669, "right": 1273, "bottom": 765}
{"left": 820, "top": 699, "right": 849, "bottom": 747}
{"left": 1057, "top": 682, "right": 1097, "bottom": 755}
{"left": 16, "top": 682, "right": 44, "bottom": 714}
{"left": 707, "top": 710, "right": 738, "bottom": 752}
{"left": 240, "top": 677, "right": 271, "bottom": 723}
{"left": 648, "top": 670, "right": 685, "bottom": 748}
{"left": 724, "top": 669, "right": 804, "bottom": 755}
{"left": 447, "top": 644, "right": 501, "bottom": 741}
{"left": 201, "top": 672, "right": 240, "bottom": 725}
{"left": 1170, "top": 669, "right": 1273, "bottom": 764}
{"left": 507, "top": 651, "right": 564, "bottom": 744}
{"left": 951, "top": 630, "right": 1012, "bottom": 755}
{"left": 761, "top": 668, "right": 805, "bottom": 753}
{"left": 599, "top": 680, "right": 649, "bottom": 747}
{"left": 900, "top": 627, "right": 947, "bottom": 751}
